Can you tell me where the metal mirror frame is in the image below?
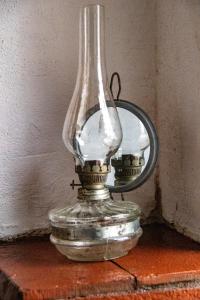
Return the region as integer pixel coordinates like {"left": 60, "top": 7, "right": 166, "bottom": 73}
{"left": 107, "top": 99, "right": 159, "bottom": 193}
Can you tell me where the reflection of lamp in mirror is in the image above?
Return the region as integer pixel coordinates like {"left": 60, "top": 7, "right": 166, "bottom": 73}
{"left": 111, "top": 110, "right": 150, "bottom": 186}
{"left": 49, "top": 4, "right": 142, "bottom": 261}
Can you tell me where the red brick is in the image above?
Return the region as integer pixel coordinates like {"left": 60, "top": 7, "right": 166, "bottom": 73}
{"left": 114, "top": 224, "right": 200, "bottom": 286}
{"left": 0, "top": 237, "right": 135, "bottom": 300}
{"left": 1, "top": 225, "right": 200, "bottom": 299}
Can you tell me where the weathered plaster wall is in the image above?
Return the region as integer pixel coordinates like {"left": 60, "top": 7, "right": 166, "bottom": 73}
{"left": 0, "top": 0, "right": 156, "bottom": 239}
{"left": 157, "top": 0, "right": 200, "bottom": 241}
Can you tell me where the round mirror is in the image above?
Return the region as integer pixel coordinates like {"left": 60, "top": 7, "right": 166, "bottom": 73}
{"left": 77, "top": 99, "right": 158, "bottom": 193}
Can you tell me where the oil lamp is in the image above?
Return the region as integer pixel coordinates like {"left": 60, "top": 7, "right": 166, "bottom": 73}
{"left": 49, "top": 4, "right": 143, "bottom": 261}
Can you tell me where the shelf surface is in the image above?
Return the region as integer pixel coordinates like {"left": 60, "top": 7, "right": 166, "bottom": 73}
{"left": 1, "top": 224, "right": 200, "bottom": 300}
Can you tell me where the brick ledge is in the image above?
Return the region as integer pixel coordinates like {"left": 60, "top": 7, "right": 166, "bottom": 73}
{"left": 1, "top": 224, "right": 200, "bottom": 300}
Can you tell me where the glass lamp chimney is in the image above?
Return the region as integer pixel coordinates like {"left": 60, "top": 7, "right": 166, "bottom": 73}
{"left": 62, "top": 5, "right": 122, "bottom": 165}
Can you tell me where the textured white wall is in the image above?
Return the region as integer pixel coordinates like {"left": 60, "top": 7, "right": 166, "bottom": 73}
{"left": 157, "top": 0, "right": 200, "bottom": 241}
{"left": 0, "top": 0, "right": 156, "bottom": 239}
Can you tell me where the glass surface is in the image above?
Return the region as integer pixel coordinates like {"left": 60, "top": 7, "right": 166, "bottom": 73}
{"left": 80, "top": 106, "right": 150, "bottom": 188}
{"left": 114, "top": 108, "right": 149, "bottom": 155}
{"left": 107, "top": 107, "right": 150, "bottom": 187}
{"left": 62, "top": 4, "right": 122, "bottom": 165}
{"left": 53, "top": 233, "right": 142, "bottom": 262}
{"left": 49, "top": 199, "right": 142, "bottom": 261}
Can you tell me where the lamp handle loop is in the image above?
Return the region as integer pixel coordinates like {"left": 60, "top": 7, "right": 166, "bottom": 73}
{"left": 110, "top": 72, "right": 121, "bottom": 100}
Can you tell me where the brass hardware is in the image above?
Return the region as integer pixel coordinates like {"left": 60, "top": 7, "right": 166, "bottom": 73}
{"left": 111, "top": 154, "right": 145, "bottom": 186}
{"left": 75, "top": 160, "right": 111, "bottom": 190}
{"left": 70, "top": 179, "right": 82, "bottom": 190}
{"left": 78, "top": 187, "right": 110, "bottom": 201}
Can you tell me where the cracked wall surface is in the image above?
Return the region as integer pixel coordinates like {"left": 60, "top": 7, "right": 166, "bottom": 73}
{"left": 0, "top": 0, "right": 157, "bottom": 239}
{"left": 157, "top": 0, "right": 200, "bottom": 242}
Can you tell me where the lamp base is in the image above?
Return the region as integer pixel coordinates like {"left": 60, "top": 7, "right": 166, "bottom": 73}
{"left": 50, "top": 230, "right": 142, "bottom": 261}
{"left": 49, "top": 191, "right": 142, "bottom": 261}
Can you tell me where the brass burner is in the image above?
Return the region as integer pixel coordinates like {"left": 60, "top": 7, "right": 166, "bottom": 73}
{"left": 111, "top": 154, "right": 145, "bottom": 186}
{"left": 76, "top": 160, "right": 111, "bottom": 190}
